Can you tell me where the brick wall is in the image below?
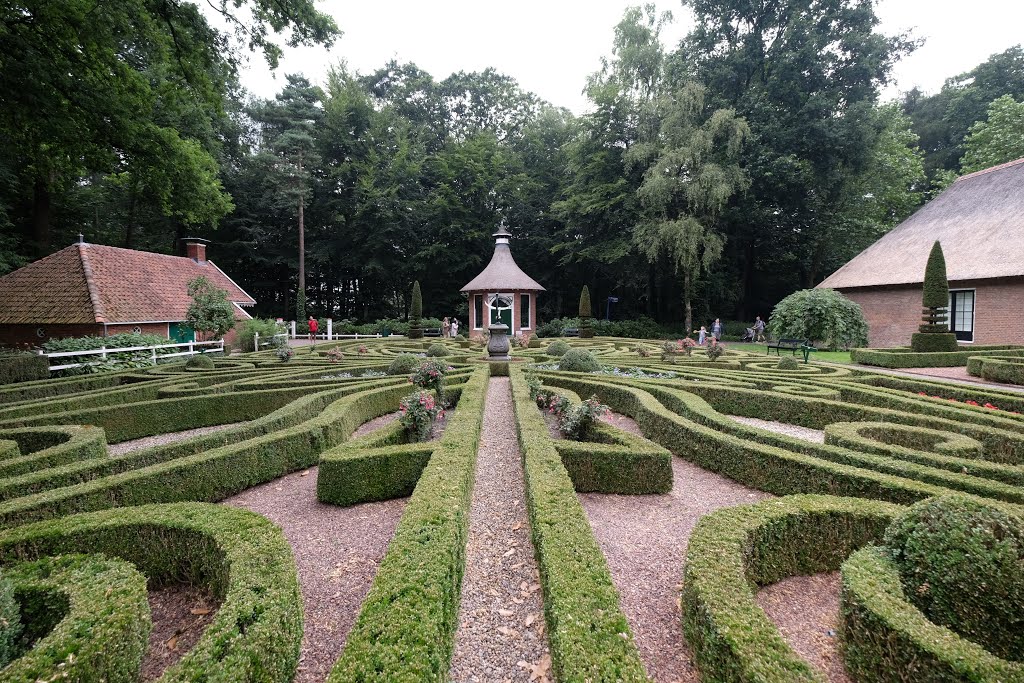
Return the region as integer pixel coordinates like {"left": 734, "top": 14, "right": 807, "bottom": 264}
{"left": 839, "top": 276, "right": 1024, "bottom": 347}
{"left": 105, "top": 323, "right": 171, "bottom": 337}
{"left": 0, "top": 324, "right": 105, "bottom": 348}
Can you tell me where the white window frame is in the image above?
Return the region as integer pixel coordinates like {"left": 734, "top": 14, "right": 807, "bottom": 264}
{"left": 948, "top": 288, "right": 976, "bottom": 343}
{"left": 473, "top": 294, "right": 484, "bottom": 330}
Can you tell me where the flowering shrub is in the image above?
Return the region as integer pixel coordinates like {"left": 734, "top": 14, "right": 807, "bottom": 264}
{"left": 510, "top": 334, "right": 526, "bottom": 348}
{"left": 705, "top": 338, "right": 725, "bottom": 361}
{"left": 661, "top": 338, "right": 697, "bottom": 362}
{"left": 914, "top": 392, "right": 1020, "bottom": 414}
{"left": 325, "top": 348, "right": 344, "bottom": 363}
{"left": 411, "top": 359, "right": 448, "bottom": 397}
{"left": 357, "top": 345, "right": 369, "bottom": 354}
{"left": 399, "top": 391, "right": 443, "bottom": 442}
{"left": 633, "top": 345, "right": 651, "bottom": 358}
{"left": 559, "top": 395, "right": 610, "bottom": 441}
{"left": 276, "top": 346, "right": 294, "bottom": 362}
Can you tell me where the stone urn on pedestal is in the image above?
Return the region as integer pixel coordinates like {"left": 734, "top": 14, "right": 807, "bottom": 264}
{"left": 486, "top": 323, "right": 511, "bottom": 361}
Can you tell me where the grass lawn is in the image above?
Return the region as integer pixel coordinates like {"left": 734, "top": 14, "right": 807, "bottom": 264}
{"left": 726, "top": 341, "right": 854, "bottom": 364}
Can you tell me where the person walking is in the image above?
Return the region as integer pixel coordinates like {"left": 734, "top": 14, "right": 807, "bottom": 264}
{"left": 451, "top": 318, "right": 460, "bottom": 338}
{"left": 711, "top": 318, "right": 723, "bottom": 341}
{"left": 442, "top": 317, "right": 451, "bottom": 339}
{"left": 308, "top": 316, "right": 319, "bottom": 347}
{"left": 753, "top": 316, "right": 766, "bottom": 343}
{"left": 697, "top": 326, "right": 708, "bottom": 345}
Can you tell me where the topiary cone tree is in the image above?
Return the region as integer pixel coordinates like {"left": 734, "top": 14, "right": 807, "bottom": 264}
{"left": 579, "top": 285, "right": 594, "bottom": 338}
{"left": 910, "top": 241, "right": 959, "bottom": 352}
{"left": 408, "top": 280, "right": 423, "bottom": 339}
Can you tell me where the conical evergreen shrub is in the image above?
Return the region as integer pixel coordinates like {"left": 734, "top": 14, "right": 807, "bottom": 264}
{"left": 579, "top": 285, "right": 594, "bottom": 338}
{"left": 409, "top": 281, "right": 423, "bottom": 339}
{"left": 911, "top": 241, "right": 958, "bottom": 351}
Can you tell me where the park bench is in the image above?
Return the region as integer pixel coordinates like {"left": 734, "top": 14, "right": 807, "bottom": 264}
{"left": 563, "top": 328, "right": 579, "bottom": 337}
{"left": 423, "top": 328, "right": 442, "bottom": 337}
{"left": 767, "top": 338, "right": 817, "bottom": 363}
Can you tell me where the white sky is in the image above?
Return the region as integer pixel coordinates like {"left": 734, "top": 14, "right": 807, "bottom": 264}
{"left": 222, "top": 0, "right": 1024, "bottom": 113}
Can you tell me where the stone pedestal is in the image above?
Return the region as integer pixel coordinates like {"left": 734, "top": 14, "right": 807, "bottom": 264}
{"left": 486, "top": 323, "right": 511, "bottom": 361}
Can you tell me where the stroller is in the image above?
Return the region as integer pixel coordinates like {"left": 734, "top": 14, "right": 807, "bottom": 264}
{"left": 740, "top": 327, "right": 756, "bottom": 342}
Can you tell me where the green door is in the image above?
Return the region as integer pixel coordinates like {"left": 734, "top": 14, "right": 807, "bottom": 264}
{"left": 169, "top": 323, "right": 195, "bottom": 343}
{"left": 489, "top": 298, "right": 512, "bottom": 329}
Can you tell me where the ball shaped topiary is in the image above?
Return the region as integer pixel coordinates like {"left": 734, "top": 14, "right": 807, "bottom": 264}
{"left": 0, "top": 570, "right": 21, "bottom": 668}
{"left": 387, "top": 353, "right": 421, "bottom": 375}
{"left": 777, "top": 356, "right": 799, "bottom": 371}
{"left": 546, "top": 340, "right": 571, "bottom": 357}
{"left": 426, "top": 343, "right": 450, "bottom": 357}
{"left": 185, "top": 354, "right": 215, "bottom": 370}
{"left": 883, "top": 495, "right": 1024, "bottom": 660}
{"left": 558, "top": 348, "right": 601, "bottom": 373}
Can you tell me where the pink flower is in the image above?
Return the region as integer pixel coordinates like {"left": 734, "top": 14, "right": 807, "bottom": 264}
{"left": 984, "top": 403, "right": 997, "bottom": 410}
{"left": 918, "top": 392, "right": 928, "bottom": 396}
{"left": 965, "top": 400, "right": 979, "bottom": 406}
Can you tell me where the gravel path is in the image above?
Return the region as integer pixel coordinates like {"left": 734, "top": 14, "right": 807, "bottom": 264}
{"left": 580, "top": 412, "right": 773, "bottom": 683}
{"left": 141, "top": 585, "right": 217, "bottom": 682}
{"left": 107, "top": 423, "right": 245, "bottom": 456}
{"left": 729, "top": 416, "right": 825, "bottom": 444}
{"left": 449, "top": 377, "right": 551, "bottom": 683}
{"left": 222, "top": 415, "right": 407, "bottom": 683}
{"left": 756, "top": 572, "right": 851, "bottom": 683}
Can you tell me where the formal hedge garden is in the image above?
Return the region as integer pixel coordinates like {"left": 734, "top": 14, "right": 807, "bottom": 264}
{"left": 0, "top": 335, "right": 1020, "bottom": 681}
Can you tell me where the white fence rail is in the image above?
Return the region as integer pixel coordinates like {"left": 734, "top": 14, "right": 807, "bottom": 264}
{"left": 41, "top": 340, "right": 224, "bottom": 372}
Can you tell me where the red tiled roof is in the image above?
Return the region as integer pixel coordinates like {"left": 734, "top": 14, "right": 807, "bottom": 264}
{"left": 0, "top": 243, "right": 256, "bottom": 325}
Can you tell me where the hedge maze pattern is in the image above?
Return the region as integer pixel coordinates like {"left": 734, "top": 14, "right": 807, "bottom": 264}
{"left": 0, "top": 336, "right": 1021, "bottom": 681}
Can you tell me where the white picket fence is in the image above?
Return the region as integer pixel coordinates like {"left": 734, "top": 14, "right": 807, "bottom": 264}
{"left": 41, "top": 340, "right": 224, "bottom": 372}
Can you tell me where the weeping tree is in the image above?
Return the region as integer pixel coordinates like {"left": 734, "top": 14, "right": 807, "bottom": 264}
{"left": 579, "top": 285, "right": 594, "bottom": 338}
{"left": 408, "top": 280, "right": 423, "bottom": 339}
{"left": 629, "top": 83, "right": 749, "bottom": 332}
{"left": 911, "top": 241, "right": 958, "bottom": 352}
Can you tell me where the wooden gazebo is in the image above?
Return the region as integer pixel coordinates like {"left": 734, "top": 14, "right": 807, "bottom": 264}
{"left": 461, "top": 224, "right": 544, "bottom": 340}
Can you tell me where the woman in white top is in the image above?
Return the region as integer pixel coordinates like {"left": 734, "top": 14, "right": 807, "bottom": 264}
{"left": 451, "top": 318, "right": 460, "bottom": 337}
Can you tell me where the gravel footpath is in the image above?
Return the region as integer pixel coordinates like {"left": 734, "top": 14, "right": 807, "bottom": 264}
{"left": 729, "top": 416, "right": 825, "bottom": 443}
{"left": 141, "top": 585, "right": 217, "bottom": 682}
{"left": 107, "top": 423, "right": 245, "bottom": 456}
{"left": 581, "top": 412, "right": 772, "bottom": 683}
{"left": 222, "top": 415, "right": 406, "bottom": 683}
{"left": 756, "top": 572, "right": 851, "bottom": 683}
{"left": 449, "top": 377, "right": 551, "bottom": 683}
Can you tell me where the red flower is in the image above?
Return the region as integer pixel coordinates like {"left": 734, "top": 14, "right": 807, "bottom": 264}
{"left": 984, "top": 403, "right": 997, "bottom": 410}
{"left": 918, "top": 392, "right": 928, "bottom": 396}
{"left": 965, "top": 400, "right": 979, "bottom": 406}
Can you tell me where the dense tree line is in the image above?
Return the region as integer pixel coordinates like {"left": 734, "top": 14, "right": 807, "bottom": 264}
{"left": 1, "top": 1, "right": 1023, "bottom": 328}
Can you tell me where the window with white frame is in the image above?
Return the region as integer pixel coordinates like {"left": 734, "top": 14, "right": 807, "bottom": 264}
{"left": 948, "top": 289, "right": 975, "bottom": 342}
{"left": 473, "top": 295, "right": 483, "bottom": 330}
{"left": 520, "top": 294, "right": 531, "bottom": 329}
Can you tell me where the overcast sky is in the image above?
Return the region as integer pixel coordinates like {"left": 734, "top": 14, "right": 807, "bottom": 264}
{"left": 223, "top": 0, "right": 1024, "bottom": 113}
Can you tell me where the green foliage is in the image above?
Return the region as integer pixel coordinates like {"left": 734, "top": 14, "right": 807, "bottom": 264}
{"left": 387, "top": 354, "right": 420, "bottom": 375}
{"left": 545, "top": 340, "right": 571, "bottom": 357}
{"left": 853, "top": 344, "right": 1024, "bottom": 369}
{"left": 276, "top": 345, "right": 294, "bottom": 362}
{"left": 558, "top": 395, "right": 609, "bottom": 441}
{"left": 578, "top": 285, "right": 592, "bottom": 318}
{"left": 295, "top": 289, "right": 308, "bottom": 332}
{"left": 909, "top": 332, "right": 959, "bottom": 353}
{"left": 410, "top": 359, "right": 448, "bottom": 398}
{"left": 961, "top": 95, "right": 1024, "bottom": 174}
{"left": 0, "top": 354, "right": 49, "bottom": 385}
{"left": 0, "top": 569, "right": 21, "bottom": 668}
{"left": 883, "top": 495, "right": 1024, "bottom": 659}
{"left": 768, "top": 289, "right": 869, "bottom": 351}
{"left": 185, "top": 276, "right": 236, "bottom": 339}
{"left": 558, "top": 349, "right": 600, "bottom": 373}
{"left": 237, "top": 318, "right": 284, "bottom": 352}
{"left": 777, "top": 356, "right": 799, "bottom": 371}
{"left": 408, "top": 281, "right": 423, "bottom": 339}
{"left": 425, "top": 343, "right": 450, "bottom": 357}
{"left": 398, "top": 391, "right": 441, "bottom": 442}
{"left": 921, "top": 240, "right": 951, "bottom": 313}
{"left": 185, "top": 354, "right": 215, "bottom": 370}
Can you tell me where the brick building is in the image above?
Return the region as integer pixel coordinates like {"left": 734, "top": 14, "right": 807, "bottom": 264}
{"left": 461, "top": 224, "right": 544, "bottom": 340}
{"left": 817, "top": 158, "right": 1024, "bottom": 347}
{"left": 0, "top": 238, "right": 255, "bottom": 347}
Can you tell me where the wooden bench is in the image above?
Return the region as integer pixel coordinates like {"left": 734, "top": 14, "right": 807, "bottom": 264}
{"left": 767, "top": 338, "right": 817, "bottom": 363}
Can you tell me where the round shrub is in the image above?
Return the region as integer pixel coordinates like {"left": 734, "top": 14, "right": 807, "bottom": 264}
{"left": 425, "top": 343, "right": 450, "bottom": 357}
{"left": 546, "top": 340, "right": 571, "bottom": 357}
{"left": 883, "top": 495, "right": 1024, "bottom": 659}
{"left": 559, "top": 349, "right": 600, "bottom": 373}
{"left": 185, "top": 354, "right": 215, "bottom": 370}
{"left": 777, "top": 356, "right": 799, "bottom": 371}
{"left": 387, "top": 353, "right": 421, "bottom": 375}
{"left": 0, "top": 569, "right": 21, "bottom": 668}
{"left": 768, "top": 288, "right": 868, "bottom": 351}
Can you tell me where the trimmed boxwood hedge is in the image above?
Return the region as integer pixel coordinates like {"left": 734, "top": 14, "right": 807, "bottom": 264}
{"left": 681, "top": 495, "right": 902, "bottom": 683}
{"left": 2, "top": 554, "right": 150, "bottom": 682}
{"left": 0, "top": 426, "right": 107, "bottom": 478}
{"left": 841, "top": 546, "right": 1024, "bottom": 682}
{"left": 509, "top": 368, "right": 649, "bottom": 682}
{"left": 851, "top": 345, "right": 1024, "bottom": 369}
{"left": 0, "top": 354, "right": 49, "bottom": 385}
{"left": 970, "top": 355, "right": 1024, "bottom": 385}
{"left": 824, "top": 421, "right": 984, "bottom": 459}
{"left": 328, "top": 367, "right": 488, "bottom": 681}
{"left": 0, "top": 502, "right": 302, "bottom": 683}
{"left": 553, "top": 420, "right": 672, "bottom": 494}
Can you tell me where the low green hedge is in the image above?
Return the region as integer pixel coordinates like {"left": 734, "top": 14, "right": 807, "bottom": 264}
{"left": 0, "top": 503, "right": 302, "bottom": 682}
{"left": 2, "top": 554, "right": 150, "bottom": 682}
{"left": 841, "top": 546, "right": 1024, "bottom": 682}
{"left": 824, "top": 421, "right": 984, "bottom": 459}
{"left": 970, "top": 355, "right": 1024, "bottom": 385}
{"left": 682, "top": 495, "right": 902, "bottom": 683}
{"left": 0, "top": 355, "right": 49, "bottom": 385}
{"left": 0, "top": 426, "right": 107, "bottom": 478}
{"left": 328, "top": 367, "right": 487, "bottom": 681}
{"left": 554, "top": 421, "right": 672, "bottom": 494}
{"left": 509, "top": 368, "right": 648, "bottom": 682}
{"left": 852, "top": 345, "right": 1024, "bottom": 369}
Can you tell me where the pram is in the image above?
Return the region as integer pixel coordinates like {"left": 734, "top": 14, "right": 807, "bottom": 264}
{"left": 740, "top": 327, "right": 755, "bottom": 342}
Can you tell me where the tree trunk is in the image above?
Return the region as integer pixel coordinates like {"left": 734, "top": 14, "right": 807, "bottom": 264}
{"left": 683, "top": 270, "right": 693, "bottom": 333}
{"left": 124, "top": 192, "right": 136, "bottom": 248}
{"left": 297, "top": 160, "right": 305, "bottom": 301}
{"left": 32, "top": 176, "right": 52, "bottom": 254}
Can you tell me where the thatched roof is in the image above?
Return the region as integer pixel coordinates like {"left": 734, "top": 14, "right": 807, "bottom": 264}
{"left": 817, "top": 157, "right": 1024, "bottom": 289}
{"left": 460, "top": 227, "right": 545, "bottom": 292}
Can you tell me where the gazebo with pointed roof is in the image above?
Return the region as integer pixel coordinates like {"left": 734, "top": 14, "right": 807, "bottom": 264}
{"left": 461, "top": 223, "right": 544, "bottom": 340}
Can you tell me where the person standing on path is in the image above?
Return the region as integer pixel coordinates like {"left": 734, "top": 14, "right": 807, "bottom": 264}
{"left": 753, "top": 316, "right": 766, "bottom": 343}
{"left": 451, "top": 318, "right": 459, "bottom": 338}
{"left": 308, "top": 317, "right": 319, "bottom": 346}
{"left": 442, "top": 317, "right": 451, "bottom": 339}
{"left": 711, "top": 318, "right": 723, "bottom": 341}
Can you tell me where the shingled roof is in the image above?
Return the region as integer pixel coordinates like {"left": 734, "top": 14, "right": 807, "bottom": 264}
{"left": 0, "top": 242, "right": 256, "bottom": 325}
{"left": 817, "top": 158, "right": 1024, "bottom": 290}
{"left": 460, "top": 226, "right": 545, "bottom": 293}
